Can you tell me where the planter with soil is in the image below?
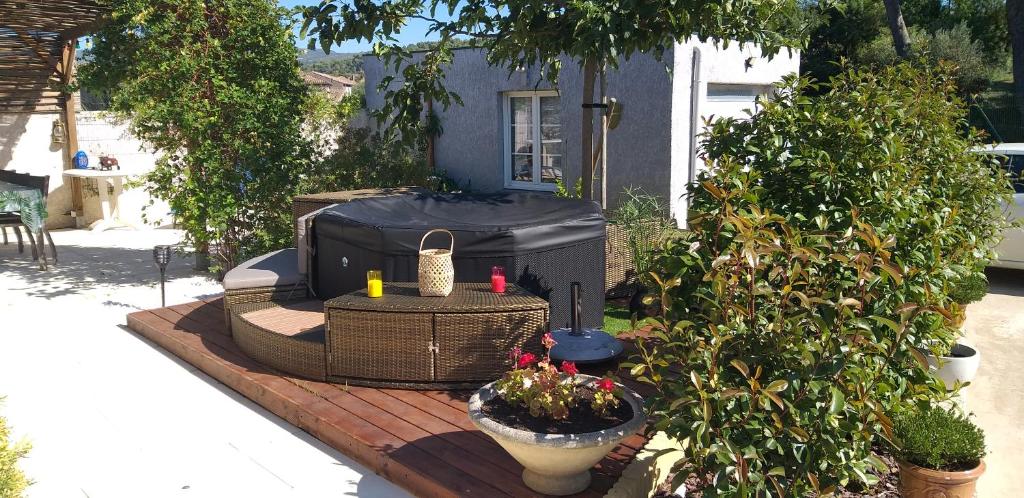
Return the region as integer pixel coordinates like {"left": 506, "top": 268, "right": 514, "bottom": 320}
{"left": 921, "top": 343, "right": 980, "bottom": 389}
{"left": 468, "top": 375, "right": 645, "bottom": 496}
{"left": 897, "top": 459, "right": 985, "bottom": 498}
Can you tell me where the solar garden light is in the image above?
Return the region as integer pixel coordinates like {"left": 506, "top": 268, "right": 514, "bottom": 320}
{"left": 153, "top": 245, "right": 172, "bottom": 307}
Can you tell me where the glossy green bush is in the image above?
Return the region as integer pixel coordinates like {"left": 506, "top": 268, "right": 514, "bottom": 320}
{"left": 894, "top": 406, "right": 986, "bottom": 471}
{"left": 630, "top": 170, "right": 942, "bottom": 496}
{"left": 701, "top": 63, "right": 1014, "bottom": 352}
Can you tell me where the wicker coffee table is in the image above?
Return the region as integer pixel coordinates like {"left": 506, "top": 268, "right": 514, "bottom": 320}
{"left": 324, "top": 282, "right": 548, "bottom": 389}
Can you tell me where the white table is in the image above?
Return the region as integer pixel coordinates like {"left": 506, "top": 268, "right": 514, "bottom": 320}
{"left": 62, "top": 169, "right": 135, "bottom": 231}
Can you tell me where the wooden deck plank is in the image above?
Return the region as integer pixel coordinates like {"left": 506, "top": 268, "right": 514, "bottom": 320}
{"left": 125, "top": 299, "right": 650, "bottom": 498}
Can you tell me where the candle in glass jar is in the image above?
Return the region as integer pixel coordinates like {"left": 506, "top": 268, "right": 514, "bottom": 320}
{"left": 491, "top": 266, "right": 506, "bottom": 293}
{"left": 367, "top": 270, "right": 383, "bottom": 298}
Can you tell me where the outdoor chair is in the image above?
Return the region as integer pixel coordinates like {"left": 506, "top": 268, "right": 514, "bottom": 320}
{"left": 0, "top": 173, "right": 55, "bottom": 263}
{"left": 1, "top": 172, "right": 55, "bottom": 262}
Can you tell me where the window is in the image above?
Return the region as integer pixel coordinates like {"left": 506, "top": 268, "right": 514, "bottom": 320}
{"left": 1006, "top": 155, "right": 1024, "bottom": 194}
{"left": 503, "top": 91, "right": 562, "bottom": 190}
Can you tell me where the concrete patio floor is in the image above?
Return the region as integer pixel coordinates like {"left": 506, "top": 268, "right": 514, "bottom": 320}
{"left": 0, "top": 228, "right": 409, "bottom": 498}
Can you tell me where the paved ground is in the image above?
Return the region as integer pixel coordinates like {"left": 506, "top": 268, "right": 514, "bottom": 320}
{"left": 964, "top": 267, "right": 1024, "bottom": 497}
{"left": 0, "top": 228, "right": 409, "bottom": 498}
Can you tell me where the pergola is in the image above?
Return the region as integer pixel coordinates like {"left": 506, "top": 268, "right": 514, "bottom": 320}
{"left": 0, "top": 0, "right": 110, "bottom": 210}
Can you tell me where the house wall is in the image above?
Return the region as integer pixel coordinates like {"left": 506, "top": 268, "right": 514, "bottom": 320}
{"left": 0, "top": 109, "right": 170, "bottom": 230}
{"left": 669, "top": 40, "right": 801, "bottom": 226}
{"left": 363, "top": 42, "right": 800, "bottom": 225}
{"left": 363, "top": 48, "right": 675, "bottom": 206}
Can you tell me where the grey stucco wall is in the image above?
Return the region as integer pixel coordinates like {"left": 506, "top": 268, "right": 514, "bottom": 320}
{"left": 362, "top": 48, "right": 675, "bottom": 209}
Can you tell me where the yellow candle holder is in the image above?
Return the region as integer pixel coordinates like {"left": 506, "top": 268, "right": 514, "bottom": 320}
{"left": 367, "top": 270, "right": 383, "bottom": 298}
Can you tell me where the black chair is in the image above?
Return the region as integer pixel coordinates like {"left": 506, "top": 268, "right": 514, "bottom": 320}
{"left": 0, "top": 173, "right": 55, "bottom": 263}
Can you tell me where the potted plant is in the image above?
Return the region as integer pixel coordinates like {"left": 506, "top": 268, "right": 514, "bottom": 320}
{"left": 893, "top": 406, "right": 986, "bottom": 498}
{"left": 467, "top": 334, "right": 645, "bottom": 496}
{"left": 921, "top": 338, "right": 981, "bottom": 389}
{"left": 918, "top": 271, "right": 986, "bottom": 389}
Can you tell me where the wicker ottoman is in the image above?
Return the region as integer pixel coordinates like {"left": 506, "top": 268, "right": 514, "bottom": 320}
{"left": 230, "top": 300, "right": 327, "bottom": 380}
{"left": 324, "top": 282, "right": 548, "bottom": 389}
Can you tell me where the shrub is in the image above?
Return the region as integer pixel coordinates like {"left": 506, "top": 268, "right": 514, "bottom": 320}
{"left": 0, "top": 400, "right": 30, "bottom": 498}
{"left": 949, "top": 272, "right": 989, "bottom": 305}
{"left": 609, "top": 188, "right": 672, "bottom": 287}
{"left": 701, "top": 64, "right": 1014, "bottom": 354}
{"left": 630, "top": 167, "right": 942, "bottom": 495}
{"left": 82, "top": 0, "right": 312, "bottom": 270}
{"left": 855, "top": 24, "right": 1000, "bottom": 95}
{"left": 893, "top": 406, "right": 986, "bottom": 471}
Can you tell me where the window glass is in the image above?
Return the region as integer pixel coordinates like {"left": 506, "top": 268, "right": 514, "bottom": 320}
{"left": 510, "top": 96, "right": 533, "bottom": 182}
{"left": 540, "top": 96, "right": 562, "bottom": 184}
{"left": 506, "top": 93, "right": 560, "bottom": 187}
{"left": 1008, "top": 155, "right": 1024, "bottom": 194}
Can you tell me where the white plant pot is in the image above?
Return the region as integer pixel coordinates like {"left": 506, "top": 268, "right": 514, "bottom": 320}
{"left": 467, "top": 375, "right": 645, "bottom": 496}
{"left": 922, "top": 343, "right": 981, "bottom": 389}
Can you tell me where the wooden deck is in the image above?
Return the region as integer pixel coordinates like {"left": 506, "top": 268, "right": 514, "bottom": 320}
{"left": 125, "top": 298, "right": 648, "bottom": 498}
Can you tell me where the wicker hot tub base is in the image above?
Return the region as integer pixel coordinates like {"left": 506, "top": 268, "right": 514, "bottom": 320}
{"left": 226, "top": 282, "right": 551, "bottom": 389}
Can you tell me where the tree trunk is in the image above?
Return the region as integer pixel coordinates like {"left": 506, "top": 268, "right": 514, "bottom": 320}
{"left": 581, "top": 60, "right": 596, "bottom": 201}
{"left": 1009, "top": 0, "right": 1024, "bottom": 122}
{"left": 882, "top": 0, "right": 913, "bottom": 58}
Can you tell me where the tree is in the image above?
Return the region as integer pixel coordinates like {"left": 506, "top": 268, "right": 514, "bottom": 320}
{"left": 883, "top": 0, "right": 914, "bottom": 57}
{"left": 81, "top": 0, "right": 310, "bottom": 269}
{"left": 1010, "top": 0, "right": 1024, "bottom": 121}
{"left": 301, "top": 0, "right": 812, "bottom": 200}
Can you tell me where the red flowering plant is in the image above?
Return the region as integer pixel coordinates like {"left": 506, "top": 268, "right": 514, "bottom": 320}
{"left": 495, "top": 333, "right": 622, "bottom": 420}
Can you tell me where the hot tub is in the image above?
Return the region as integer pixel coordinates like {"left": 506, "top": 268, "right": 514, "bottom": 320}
{"left": 311, "top": 192, "right": 606, "bottom": 328}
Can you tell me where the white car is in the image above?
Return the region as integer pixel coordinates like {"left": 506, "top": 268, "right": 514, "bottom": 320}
{"left": 972, "top": 143, "right": 1024, "bottom": 269}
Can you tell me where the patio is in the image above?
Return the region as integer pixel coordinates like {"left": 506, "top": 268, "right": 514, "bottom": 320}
{"left": 1, "top": 227, "right": 1021, "bottom": 496}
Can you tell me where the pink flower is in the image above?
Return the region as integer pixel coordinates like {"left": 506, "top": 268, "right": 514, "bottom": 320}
{"left": 517, "top": 352, "right": 537, "bottom": 368}
{"left": 542, "top": 332, "right": 557, "bottom": 350}
{"left": 597, "top": 377, "right": 615, "bottom": 392}
{"left": 508, "top": 346, "right": 522, "bottom": 362}
{"left": 561, "top": 361, "right": 579, "bottom": 376}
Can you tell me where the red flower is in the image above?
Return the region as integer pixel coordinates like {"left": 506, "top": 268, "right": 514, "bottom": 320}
{"left": 561, "top": 361, "right": 579, "bottom": 376}
{"left": 542, "top": 332, "right": 557, "bottom": 350}
{"left": 596, "top": 377, "right": 615, "bottom": 392}
{"left": 517, "top": 352, "right": 537, "bottom": 368}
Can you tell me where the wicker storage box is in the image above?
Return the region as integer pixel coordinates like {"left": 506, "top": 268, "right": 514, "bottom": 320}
{"left": 324, "top": 282, "right": 548, "bottom": 389}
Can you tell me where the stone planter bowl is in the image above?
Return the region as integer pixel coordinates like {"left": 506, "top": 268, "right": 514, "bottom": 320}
{"left": 467, "top": 375, "right": 645, "bottom": 496}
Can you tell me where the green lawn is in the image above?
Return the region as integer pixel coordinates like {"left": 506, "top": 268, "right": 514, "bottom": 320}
{"left": 971, "top": 71, "right": 1024, "bottom": 143}
{"left": 603, "top": 302, "right": 637, "bottom": 335}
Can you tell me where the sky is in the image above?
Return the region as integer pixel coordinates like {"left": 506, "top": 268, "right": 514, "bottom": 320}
{"left": 278, "top": 0, "right": 451, "bottom": 54}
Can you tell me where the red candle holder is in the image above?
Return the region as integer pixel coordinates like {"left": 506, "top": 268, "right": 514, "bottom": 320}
{"left": 491, "top": 266, "right": 506, "bottom": 293}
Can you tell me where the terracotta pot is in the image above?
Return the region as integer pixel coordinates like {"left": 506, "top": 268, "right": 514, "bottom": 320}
{"left": 467, "top": 375, "right": 645, "bottom": 496}
{"left": 897, "top": 459, "right": 985, "bottom": 498}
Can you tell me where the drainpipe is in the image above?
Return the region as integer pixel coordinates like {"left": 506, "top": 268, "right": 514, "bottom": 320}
{"left": 425, "top": 98, "right": 435, "bottom": 171}
{"left": 687, "top": 47, "right": 702, "bottom": 192}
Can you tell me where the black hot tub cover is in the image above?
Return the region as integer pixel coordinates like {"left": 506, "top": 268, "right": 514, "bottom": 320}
{"left": 311, "top": 192, "right": 608, "bottom": 328}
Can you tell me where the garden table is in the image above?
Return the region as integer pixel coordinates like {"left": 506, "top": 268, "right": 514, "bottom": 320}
{"left": 0, "top": 180, "right": 48, "bottom": 269}
{"left": 62, "top": 169, "right": 134, "bottom": 231}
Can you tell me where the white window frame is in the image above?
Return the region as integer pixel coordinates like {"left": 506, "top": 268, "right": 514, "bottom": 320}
{"left": 503, "top": 90, "right": 561, "bottom": 191}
